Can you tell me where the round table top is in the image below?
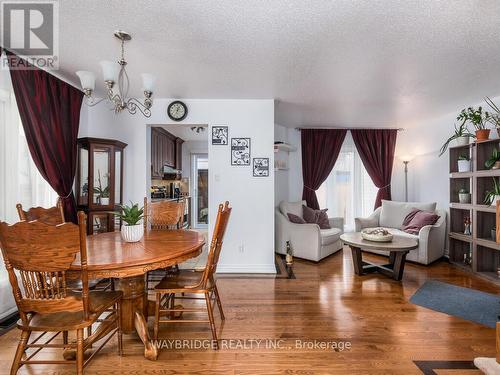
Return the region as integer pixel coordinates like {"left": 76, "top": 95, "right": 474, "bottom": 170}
{"left": 71, "top": 230, "right": 205, "bottom": 279}
{"left": 340, "top": 232, "right": 418, "bottom": 252}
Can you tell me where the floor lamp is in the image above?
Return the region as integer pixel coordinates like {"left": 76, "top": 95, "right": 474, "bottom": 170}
{"left": 401, "top": 156, "right": 413, "bottom": 202}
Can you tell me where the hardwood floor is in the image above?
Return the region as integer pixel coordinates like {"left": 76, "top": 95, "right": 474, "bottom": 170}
{"left": 0, "top": 247, "right": 497, "bottom": 374}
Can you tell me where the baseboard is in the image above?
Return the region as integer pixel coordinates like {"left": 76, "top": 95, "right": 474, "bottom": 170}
{"left": 216, "top": 263, "right": 277, "bottom": 274}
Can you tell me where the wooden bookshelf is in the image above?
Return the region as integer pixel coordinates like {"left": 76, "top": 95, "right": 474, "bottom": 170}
{"left": 448, "top": 139, "right": 500, "bottom": 285}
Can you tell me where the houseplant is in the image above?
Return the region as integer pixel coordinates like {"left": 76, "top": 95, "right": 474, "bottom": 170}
{"left": 484, "top": 178, "right": 500, "bottom": 206}
{"left": 93, "top": 170, "right": 110, "bottom": 205}
{"left": 458, "top": 188, "right": 470, "bottom": 204}
{"left": 457, "top": 154, "right": 470, "bottom": 172}
{"left": 485, "top": 96, "right": 500, "bottom": 138}
{"left": 456, "top": 106, "right": 492, "bottom": 141}
{"left": 117, "top": 202, "right": 144, "bottom": 242}
{"left": 438, "top": 122, "right": 475, "bottom": 156}
{"left": 485, "top": 149, "right": 500, "bottom": 170}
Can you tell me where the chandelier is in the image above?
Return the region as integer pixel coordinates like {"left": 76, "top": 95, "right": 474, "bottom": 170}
{"left": 76, "top": 30, "right": 156, "bottom": 117}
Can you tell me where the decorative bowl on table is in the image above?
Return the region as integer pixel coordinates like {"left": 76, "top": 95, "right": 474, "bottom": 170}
{"left": 361, "top": 227, "right": 393, "bottom": 242}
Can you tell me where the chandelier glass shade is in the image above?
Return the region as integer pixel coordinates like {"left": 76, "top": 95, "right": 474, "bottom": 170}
{"left": 76, "top": 31, "right": 156, "bottom": 118}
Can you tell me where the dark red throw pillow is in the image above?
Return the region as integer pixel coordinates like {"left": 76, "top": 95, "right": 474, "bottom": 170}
{"left": 401, "top": 208, "right": 439, "bottom": 235}
{"left": 287, "top": 213, "right": 306, "bottom": 224}
{"left": 302, "top": 205, "right": 331, "bottom": 229}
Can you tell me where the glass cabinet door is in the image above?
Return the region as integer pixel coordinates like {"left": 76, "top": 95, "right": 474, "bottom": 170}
{"left": 78, "top": 146, "right": 89, "bottom": 205}
{"left": 114, "top": 150, "right": 122, "bottom": 205}
{"left": 92, "top": 146, "right": 111, "bottom": 207}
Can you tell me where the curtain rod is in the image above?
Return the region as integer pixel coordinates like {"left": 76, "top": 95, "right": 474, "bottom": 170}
{"left": 1, "top": 47, "right": 82, "bottom": 92}
{"left": 294, "top": 127, "right": 405, "bottom": 131}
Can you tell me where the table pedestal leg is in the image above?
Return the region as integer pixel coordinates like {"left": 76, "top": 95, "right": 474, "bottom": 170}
{"left": 114, "top": 275, "right": 158, "bottom": 360}
{"left": 350, "top": 246, "right": 363, "bottom": 275}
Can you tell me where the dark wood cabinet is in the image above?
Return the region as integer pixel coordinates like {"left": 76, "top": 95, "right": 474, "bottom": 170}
{"left": 175, "top": 138, "right": 184, "bottom": 170}
{"left": 75, "top": 137, "right": 127, "bottom": 234}
{"left": 151, "top": 127, "right": 183, "bottom": 178}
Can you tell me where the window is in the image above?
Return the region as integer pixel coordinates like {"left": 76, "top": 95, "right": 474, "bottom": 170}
{"left": 316, "top": 132, "right": 378, "bottom": 232}
{"left": 0, "top": 54, "right": 58, "bottom": 320}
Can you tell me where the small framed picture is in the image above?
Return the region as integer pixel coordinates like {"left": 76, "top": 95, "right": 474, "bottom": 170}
{"left": 231, "top": 138, "right": 251, "bottom": 165}
{"left": 212, "top": 126, "right": 228, "bottom": 145}
{"left": 253, "top": 158, "right": 269, "bottom": 177}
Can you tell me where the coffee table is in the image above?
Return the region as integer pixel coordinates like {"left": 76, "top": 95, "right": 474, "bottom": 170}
{"left": 340, "top": 232, "right": 418, "bottom": 281}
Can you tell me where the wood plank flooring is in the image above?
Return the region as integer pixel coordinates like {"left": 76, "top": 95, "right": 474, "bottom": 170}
{"left": 0, "top": 247, "right": 497, "bottom": 374}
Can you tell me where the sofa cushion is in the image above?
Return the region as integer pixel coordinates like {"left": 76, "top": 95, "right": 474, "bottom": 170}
{"left": 386, "top": 228, "right": 419, "bottom": 242}
{"left": 302, "top": 205, "right": 331, "bottom": 229}
{"left": 320, "top": 227, "right": 342, "bottom": 245}
{"left": 401, "top": 209, "right": 440, "bottom": 234}
{"left": 279, "top": 200, "right": 305, "bottom": 218}
{"left": 287, "top": 213, "right": 306, "bottom": 224}
{"left": 379, "top": 200, "right": 437, "bottom": 228}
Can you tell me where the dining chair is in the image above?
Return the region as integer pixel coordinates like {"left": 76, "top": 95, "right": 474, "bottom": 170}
{"left": 17, "top": 201, "right": 114, "bottom": 294}
{"left": 16, "top": 199, "right": 65, "bottom": 225}
{"left": 144, "top": 197, "right": 186, "bottom": 287}
{"left": 0, "top": 211, "right": 123, "bottom": 375}
{"left": 153, "top": 201, "right": 231, "bottom": 349}
{"left": 143, "top": 197, "right": 186, "bottom": 230}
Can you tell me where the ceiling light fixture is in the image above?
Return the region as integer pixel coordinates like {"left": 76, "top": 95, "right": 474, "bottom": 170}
{"left": 76, "top": 30, "right": 156, "bottom": 117}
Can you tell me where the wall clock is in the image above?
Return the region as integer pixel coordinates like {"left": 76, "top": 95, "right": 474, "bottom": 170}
{"left": 167, "top": 101, "right": 188, "bottom": 121}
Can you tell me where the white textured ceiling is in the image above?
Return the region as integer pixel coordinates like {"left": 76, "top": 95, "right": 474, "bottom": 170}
{"left": 56, "top": 0, "right": 500, "bottom": 128}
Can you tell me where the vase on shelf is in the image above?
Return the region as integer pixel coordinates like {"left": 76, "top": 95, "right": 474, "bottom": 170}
{"left": 475, "top": 129, "right": 490, "bottom": 142}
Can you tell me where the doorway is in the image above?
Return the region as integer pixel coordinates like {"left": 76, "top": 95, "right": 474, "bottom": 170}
{"left": 192, "top": 153, "right": 208, "bottom": 229}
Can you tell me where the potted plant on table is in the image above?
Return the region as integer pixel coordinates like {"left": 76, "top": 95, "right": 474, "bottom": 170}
{"left": 458, "top": 188, "right": 471, "bottom": 204}
{"left": 439, "top": 122, "right": 475, "bottom": 156}
{"left": 117, "top": 202, "right": 144, "bottom": 242}
{"left": 484, "top": 178, "right": 500, "bottom": 206}
{"left": 457, "top": 154, "right": 471, "bottom": 172}
{"left": 456, "top": 106, "right": 492, "bottom": 142}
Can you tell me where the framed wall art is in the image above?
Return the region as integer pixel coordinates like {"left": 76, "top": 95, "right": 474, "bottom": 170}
{"left": 212, "top": 126, "right": 228, "bottom": 145}
{"left": 231, "top": 138, "right": 251, "bottom": 165}
{"left": 253, "top": 158, "right": 269, "bottom": 177}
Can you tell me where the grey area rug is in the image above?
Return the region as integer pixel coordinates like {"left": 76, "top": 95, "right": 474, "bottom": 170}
{"left": 410, "top": 280, "right": 500, "bottom": 328}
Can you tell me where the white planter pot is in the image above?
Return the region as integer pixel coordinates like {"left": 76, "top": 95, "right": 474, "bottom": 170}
{"left": 121, "top": 224, "right": 144, "bottom": 243}
{"left": 100, "top": 197, "right": 110, "bottom": 205}
{"left": 491, "top": 195, "right": 500, "bottom": 206}
{"left": 458, "top": 193, "right": 471, "bottom": 204}
{"left": 457, "top": 160, "right": 471, "bottom": 172}
{"left": 455, "top": 136, "right": 470, "bottom": 146}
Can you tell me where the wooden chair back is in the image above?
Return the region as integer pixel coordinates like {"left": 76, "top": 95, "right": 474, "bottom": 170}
{"left": 0, "top": 211, "right": 90, "bottom": 325}
{"left": 200, "top": 201, "right": 231, "bottom": 287}
{"left": 144, "top": 197, "right": 185, "bottom": 230}
{"left": 16, "top": 198, "right": 65, "bottom": 225}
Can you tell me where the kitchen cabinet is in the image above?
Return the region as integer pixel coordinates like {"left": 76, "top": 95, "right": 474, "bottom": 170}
{"left": 175, "top": 138, "right": 184, "bottom": 170}
{"left": 151, "top": 127, "right": 184, "bottom": 179}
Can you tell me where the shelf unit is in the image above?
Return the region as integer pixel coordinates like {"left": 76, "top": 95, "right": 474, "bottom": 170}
{"left": 448, "top": 139, "right": 500, "bottom": 285}
{"left": 274, "top": 142, "right": 296, "bottom": 170}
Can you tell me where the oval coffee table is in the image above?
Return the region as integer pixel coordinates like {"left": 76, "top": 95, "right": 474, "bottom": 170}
{"left": 340, "top": 232, "right": 418, "bottom": 281}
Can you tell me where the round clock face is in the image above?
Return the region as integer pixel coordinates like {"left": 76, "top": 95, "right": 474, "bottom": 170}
{"left": 168, "top": 101, "right": 187, "bottom": 121}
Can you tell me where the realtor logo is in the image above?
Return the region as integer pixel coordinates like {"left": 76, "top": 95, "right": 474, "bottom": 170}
{"left": 1, "top": 1, "right": 59, "bottom": 69}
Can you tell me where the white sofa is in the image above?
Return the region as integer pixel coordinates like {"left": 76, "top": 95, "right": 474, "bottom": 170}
{"left": 275, "top": 200, "right": 344, "bottom": 262}
{"left": 354, "top": 200, "right": 446, "bottom": 265}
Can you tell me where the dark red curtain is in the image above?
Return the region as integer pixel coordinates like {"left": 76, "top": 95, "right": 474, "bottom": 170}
{"left": 6, "top": 51, "right": 83, "bottom": 223}
{"left": 301, "top": 129, "right": 347, "bottom": 209}
{"left": 351, "top": 129, "right": 397, "bottom": 209}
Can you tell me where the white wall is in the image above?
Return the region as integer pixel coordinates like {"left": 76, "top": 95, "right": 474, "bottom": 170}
{"left": 79, "top": 99, "right": 275, "bottom": 273}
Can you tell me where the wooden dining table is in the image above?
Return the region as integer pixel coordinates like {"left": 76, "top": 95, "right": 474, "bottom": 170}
{"left": 69, "top": 229, "right": 205, "bottom": 360}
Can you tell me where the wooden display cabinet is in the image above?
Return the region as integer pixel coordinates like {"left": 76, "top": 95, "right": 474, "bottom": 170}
{"left": 75, "top": 137, "right": 127, "bottom": 234}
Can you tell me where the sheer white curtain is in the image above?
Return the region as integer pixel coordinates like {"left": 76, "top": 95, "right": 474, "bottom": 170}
{"left": 316, "top": 132, "right": 378, "bottom": 232}
{"left": 0, "top": 55, "right": 59, "bottom": 320}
